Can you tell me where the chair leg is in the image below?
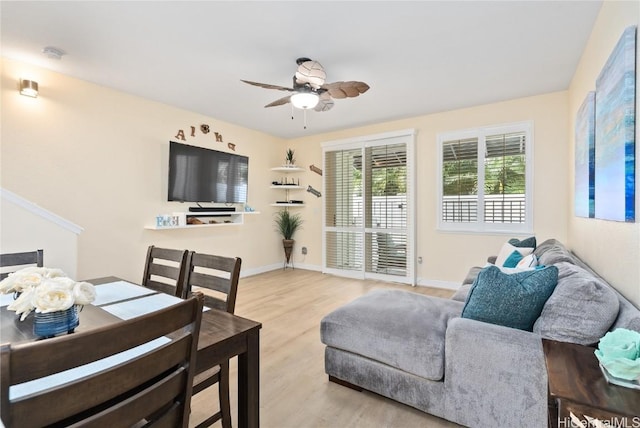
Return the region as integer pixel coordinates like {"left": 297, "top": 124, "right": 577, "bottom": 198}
{"left": 219, "top": 361, "right": 232, "bottom": 428}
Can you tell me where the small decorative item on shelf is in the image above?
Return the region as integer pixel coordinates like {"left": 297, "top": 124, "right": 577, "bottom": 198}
{"left": 0, "top": 267, "right": 96, "bottom": 338}
{"left": 156, "top": 214, "right": 180, "bottom": 227}
{"left": 285, "top": 148, "right": 296, "bottom": 167}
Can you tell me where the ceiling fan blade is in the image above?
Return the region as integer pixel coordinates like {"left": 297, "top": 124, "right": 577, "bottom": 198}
{"left": 321, "top": 81, "right": 370, "bottom": 99}
{"left": 314, "top": 98, "right": 335, "bottom": 112}
{"left": 241, "top": 79, "right": 295, "bottom": 92}
{"left": 295, "top": 60, "right": 326, "bottom": 89}
{"left": 265, "top": 95, "right": 292, "bottom": 108}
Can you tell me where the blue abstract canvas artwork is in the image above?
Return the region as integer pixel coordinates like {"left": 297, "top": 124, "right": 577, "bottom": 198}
{"left": 575, "top": 91, "right": 595, "bottom": 218}
{"left": 595, "top": 26, "right": 636, "bottom": 222}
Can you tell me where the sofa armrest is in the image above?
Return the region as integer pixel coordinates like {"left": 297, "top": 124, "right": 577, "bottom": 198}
{"left": 443, "top": 317, "right": 548, "bottom": 428}
{"left": 487, "top": 255, "right": 497, "bottom": 264}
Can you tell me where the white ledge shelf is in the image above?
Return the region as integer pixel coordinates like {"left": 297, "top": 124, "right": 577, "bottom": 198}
{"left": 144, "top": 211, "right": 259, "bottom": 230}
{"left": 270, "top": 185, "right": 303, "bottom": 190}
{"left": 145, "top": 222, "right": 241, "bottom": 230}
{"left": 271, "top": 167, "right": 305, "bottom": 172}
{"left": 270, "top": 203, "right": 305, "bottom": 207}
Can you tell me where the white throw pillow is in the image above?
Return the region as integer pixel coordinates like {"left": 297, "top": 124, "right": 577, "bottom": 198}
{"left": 495, "top": 242, "right": 534, "bottom": 267}
{"left": 516, "top": 254, "right": 538, "bottom": 268}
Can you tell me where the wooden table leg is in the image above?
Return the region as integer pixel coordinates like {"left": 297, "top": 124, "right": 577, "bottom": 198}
{"left": 238, "top": 331, "right": 260, "bottom": 428}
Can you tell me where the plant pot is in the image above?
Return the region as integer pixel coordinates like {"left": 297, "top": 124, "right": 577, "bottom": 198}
{"left": 283, "top": 239, "right": 294, "bottom": 264}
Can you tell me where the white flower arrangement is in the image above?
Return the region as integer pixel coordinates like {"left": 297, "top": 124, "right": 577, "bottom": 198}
{"left": 0, "top": 267, "right": 96, "bottom": 321}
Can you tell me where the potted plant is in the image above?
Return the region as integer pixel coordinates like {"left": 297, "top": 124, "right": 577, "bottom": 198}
{"left": 274, "top": 209, "right": 303, "bottom": 265}
{"left": 285, "top": 148, "right": 296, "bottom": 167}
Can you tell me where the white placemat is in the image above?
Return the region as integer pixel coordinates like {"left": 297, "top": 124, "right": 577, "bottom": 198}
{"left": 0, "top": 293, "right": 15, "bottom": 307}
{"left": 101, "top": 293, "right": 183, "bottom": 320}
{"left": 92, "top": 281, "right": 156, "bottom": 306}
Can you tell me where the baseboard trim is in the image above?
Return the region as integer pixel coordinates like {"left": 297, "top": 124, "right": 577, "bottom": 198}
{"left": 415, "top": 278, "right": 460, "bottom": 290}
{"left": 241, "top": 262, "right": 323, "bottom": 278}
{"left": 242, "top": 265, "right": 461, "bottom": 292}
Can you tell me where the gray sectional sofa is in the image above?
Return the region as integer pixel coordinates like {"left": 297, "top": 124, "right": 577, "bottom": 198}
{"left": 320, "top": 239, "right": 640, "bottom": 427}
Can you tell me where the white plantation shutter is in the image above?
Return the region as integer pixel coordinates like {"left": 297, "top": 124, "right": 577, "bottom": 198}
{"left": 441, "top": 138, "right": 478, "bottom": 223}
{"left": 438, "top": 122, "right": 533, "bottom": 233}
{"left": 324, "top": 149, "right": 363, "bottom": 271}
{"left": 323, "top": 130, "right": 415, "bottom": 284}
{"left": 484, "top": 132, "right": 527, "bottom": 223}
{"left": 364, "top": 143, "right": 409, "bottom": 276}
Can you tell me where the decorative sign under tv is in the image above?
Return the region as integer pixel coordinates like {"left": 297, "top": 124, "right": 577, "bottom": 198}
{"left": 168, "top": 141, "right": 249, "bottom": 204}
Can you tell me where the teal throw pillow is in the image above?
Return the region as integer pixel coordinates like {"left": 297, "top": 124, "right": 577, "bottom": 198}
{"left": 503, "top": 250, "right": 524, "bottom": 268}
{"left": 461, "top": 264, "right": 559, "bottom": 331}
{"left": 508, "top": 236, "right": 537, "bottom": 248}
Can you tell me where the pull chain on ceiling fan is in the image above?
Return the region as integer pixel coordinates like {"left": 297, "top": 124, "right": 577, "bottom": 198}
{"left": 242, "top": 57, "right": 370, "bottom": 128}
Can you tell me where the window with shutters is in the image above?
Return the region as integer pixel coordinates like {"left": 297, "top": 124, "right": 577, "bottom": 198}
{"left": 437, "top": 121, "right": 533, "bottom": 233}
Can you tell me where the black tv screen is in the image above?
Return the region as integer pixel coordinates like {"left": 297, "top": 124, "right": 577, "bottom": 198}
{"left": 168, "top": 141, "right": 249, "bottom": 203}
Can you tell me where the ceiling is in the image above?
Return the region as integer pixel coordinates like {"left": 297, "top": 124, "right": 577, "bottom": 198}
{"left": 1, "top": 1, "right": 602, "bottom": 139}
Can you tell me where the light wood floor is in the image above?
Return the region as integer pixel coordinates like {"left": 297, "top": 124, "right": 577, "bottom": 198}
{"left": 189, "top": 269, "right": 461, "bottom": 428}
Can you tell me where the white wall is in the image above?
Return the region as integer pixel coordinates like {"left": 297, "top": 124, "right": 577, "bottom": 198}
{"left": 567, "top": 0, "right": 640, "bottom": 306}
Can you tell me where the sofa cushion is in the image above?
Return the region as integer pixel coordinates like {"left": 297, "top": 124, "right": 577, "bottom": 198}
{"left": 320, "top": 289, "right": 463, "bottom": 381}
{"left": 534, "top": 239, "right": 576, "bottom": 266}
{"left": 452, "top": 283, "right": 473, "bottom": 302}
{"left": 461, "top": 265, "right": 558, "bottom": 331}
{"left": 462, "top": 266, "right": 482, "bottom": 286}
{"left": 533, "top": 262, "right": 620, "bottom": 345}
{"left": 508, "top": 236, "right": 537, "bottom": 248}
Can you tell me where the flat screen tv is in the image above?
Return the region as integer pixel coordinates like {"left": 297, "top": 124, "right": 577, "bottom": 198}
{"left": 168, "top": 141, "right": 249, "bottom": 203}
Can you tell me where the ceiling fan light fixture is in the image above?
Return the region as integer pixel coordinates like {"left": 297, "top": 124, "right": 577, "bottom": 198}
{"left": 290, "top": 92, "right": 319, "bottom": 109}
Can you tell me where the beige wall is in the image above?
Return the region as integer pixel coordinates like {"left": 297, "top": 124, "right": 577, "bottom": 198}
{"left": 567, "top": 0, "right": 640, "bottom": 306}
{"left": 3, "top": 0, "right": 638, "bottom": 304}
{"left": 1, "top": 189, "right": 80, "bottom": 278}
{"left": 1, "top": 57, "right": 571, "bottom": 288}
{"left": 1, "top": 58, "right": 286, "bottom": 283}
{"left": 288, "top": 91, "right": 570, "bottom": 286}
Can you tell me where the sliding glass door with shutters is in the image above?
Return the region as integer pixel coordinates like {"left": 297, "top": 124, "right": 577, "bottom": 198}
{"left": 323, "top": 130, "right": 415, "bottom": 284}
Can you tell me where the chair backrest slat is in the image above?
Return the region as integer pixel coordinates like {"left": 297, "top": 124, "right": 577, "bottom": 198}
{"left": 189, "top": 271, "right": 231, "bottom": 295}
{"left": 0, "top": 250, "right": 44, "bottom": 280}
{"left": 185, "top": 253, "right": 241, "bottom": 314}
{"left": 142, "top": 246, "right": 189, "bottom": 298}
{"left": 1, "top": 294, "right": 204, "bottom": 428}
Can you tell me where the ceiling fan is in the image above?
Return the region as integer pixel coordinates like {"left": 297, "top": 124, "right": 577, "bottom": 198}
{"left": 241, "top": 57, "right": 370, "bottom": 112}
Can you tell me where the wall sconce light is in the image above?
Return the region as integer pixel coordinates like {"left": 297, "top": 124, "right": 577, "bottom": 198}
{"left": 19, "top": 79, "right": 39, "bottom": 98}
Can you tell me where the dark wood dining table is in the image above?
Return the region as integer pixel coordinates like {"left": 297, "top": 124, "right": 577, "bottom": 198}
{"left": 0, "top": 276, "right": 262, "bottom": 428}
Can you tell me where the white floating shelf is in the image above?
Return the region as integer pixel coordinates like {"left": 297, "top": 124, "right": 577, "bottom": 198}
{"left": 144, "top": 210, "right": 259, "bottom": 230}
{"left": 270, "top": 185, "right": 303, "bottom": 190}
{"left": 271, "top": 167, "right": 305, "bottom": 172}
{"left": 270, "top": 203, "right": 305, "bottom": 207}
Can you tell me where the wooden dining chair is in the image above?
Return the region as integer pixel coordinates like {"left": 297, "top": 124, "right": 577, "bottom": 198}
{"left": 0, "top": 293, "right": 204, "bottom": 428}
{"left": 184, "top": 252, "right": 242, "bottom": 428}
{"left": 0, "top": 249, "right": 44, "bottom": 280}
{"left": 142, "top": 245, "right": 189, "bottom": 298}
